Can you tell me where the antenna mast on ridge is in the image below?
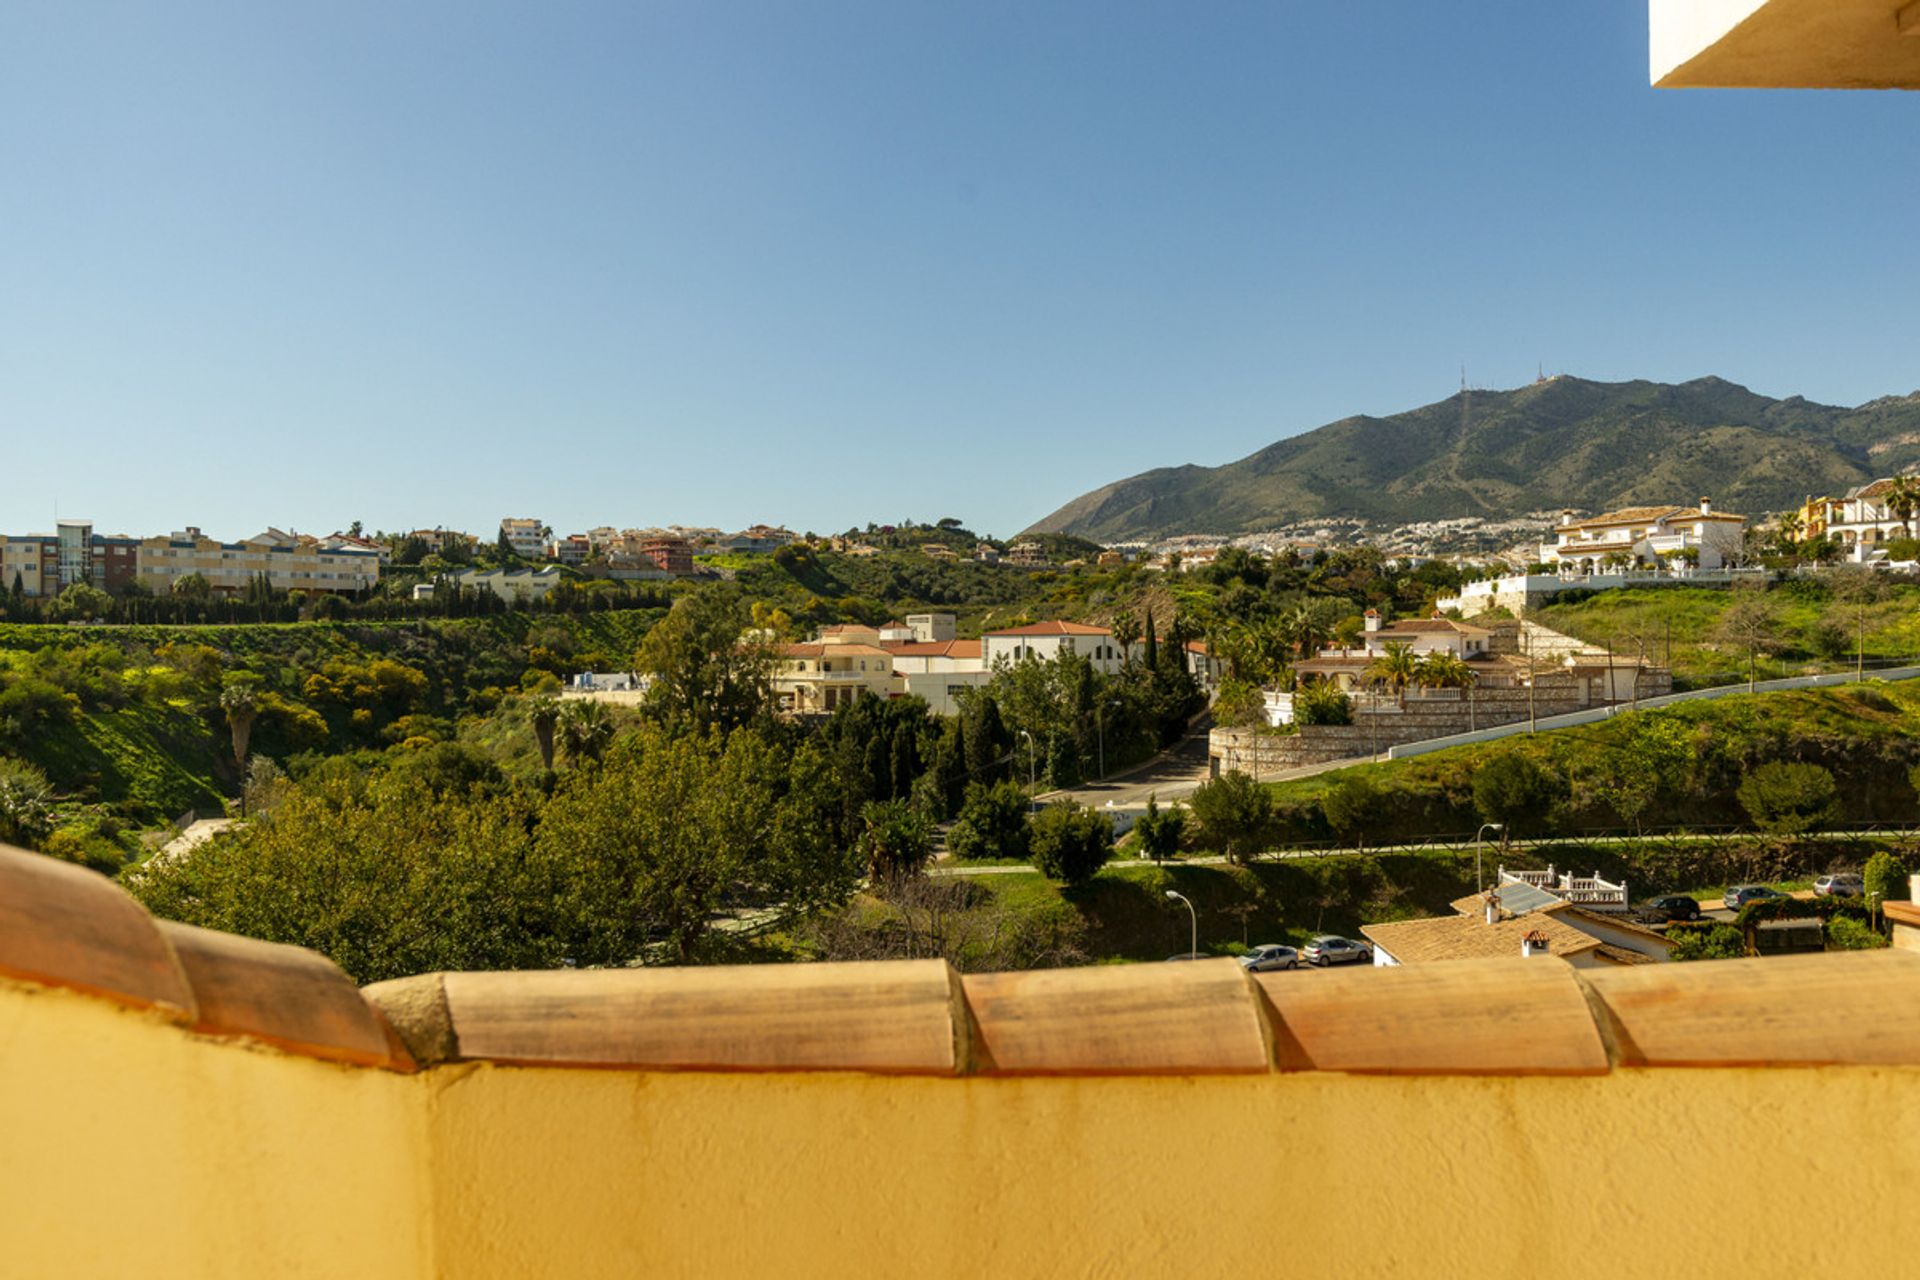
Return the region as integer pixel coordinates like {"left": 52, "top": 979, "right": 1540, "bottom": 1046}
{"left": 1460, "top": 366, "right": 1470, "bottom": 437}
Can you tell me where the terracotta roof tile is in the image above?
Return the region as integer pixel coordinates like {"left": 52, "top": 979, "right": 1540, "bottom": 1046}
{"left": 1360, "top": 912, "right": 1601, "bottom": 964}
{"left": 984, "top": 621, "right": 1111, "bottom": 637}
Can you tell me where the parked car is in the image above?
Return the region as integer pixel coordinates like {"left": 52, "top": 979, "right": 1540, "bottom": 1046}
{"left": 1815, "top": 873, "right": 1865, "bottom": 898}
{"left": 1642, "top": 894, "right": 1702, "bottom": 923}
{"left": 1303, "top": 935, "right": 1372, "bottom": 966}
{"left": 1724, "top": 885, "right": 1788, "bottom": 910}
{"left": 1238, "top": 944, "right": 1300, "bottom": 972}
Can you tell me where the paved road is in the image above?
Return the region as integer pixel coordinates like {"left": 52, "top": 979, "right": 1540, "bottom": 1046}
{"left": 1034, "top": 717, "right": 1216, "bottom": 809}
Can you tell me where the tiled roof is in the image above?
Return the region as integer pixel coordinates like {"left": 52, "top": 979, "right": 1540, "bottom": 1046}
{"left": 1593, "top": 944, "right": 1660, "bottom": 966}
{"left": 882, "top": 639, "right": 983, "bottom": 659}
{"left": 8, "top": 840, "right": 1920, "bottom": 1078}
{"left": 1376, "top": 619, "right": 1490, "bottom": 636}
{"left": 819, "top": 624, "right": 877, "bottom": 635}
{"left": 984, "top": 621, "right": 1111, "bottom": 637}
{"left": 775, "top": 644, "right": 826, "bottom": 658}
{"left": 1360, "top": 912, "right": 1602, "bottom": 964}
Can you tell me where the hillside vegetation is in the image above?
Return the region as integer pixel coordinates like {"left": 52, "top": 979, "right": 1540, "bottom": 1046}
{"left": 1026, "top": 375, "right": 1920, "bottom": 541}
{"left": 1528, "top": 581, "right": 1920, "bottom": 688}
{"left": 1259, "top": 681, "right": 1920, "bottom": 848}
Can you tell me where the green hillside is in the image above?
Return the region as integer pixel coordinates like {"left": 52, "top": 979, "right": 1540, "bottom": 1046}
{"left": 1025, "top": 376, "right": 1920, "bottom": 542}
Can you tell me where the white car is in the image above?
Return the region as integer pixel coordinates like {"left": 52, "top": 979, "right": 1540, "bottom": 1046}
{"left": 1238, "top": 944, "right": 1300, "bottom": 972}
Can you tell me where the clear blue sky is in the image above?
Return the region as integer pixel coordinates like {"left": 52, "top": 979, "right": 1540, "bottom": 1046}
{"left": 2, "top": 2, "right": 1913, "bottom": 542}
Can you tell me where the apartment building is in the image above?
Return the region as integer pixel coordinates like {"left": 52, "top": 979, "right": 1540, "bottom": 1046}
{"left": 499, "top": 518, "right": 548, "bottom": 559}
{"left": 2, "top": 522, "right": 138, "bottom": 597}
{"left": 136, "top": 528, "right": 380, "bottom": 596}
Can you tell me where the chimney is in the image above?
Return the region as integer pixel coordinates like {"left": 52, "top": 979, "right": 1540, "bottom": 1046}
{"left": 1363, "top": 609, "right": 1381, "bottom": 633}
{"left": 1559, "top": 509, "right": 1575, "bottom": 527}
{"left": 1521, "top": 930, "right": 1551, "bottom": 959}
{"left": 1700, "top": 497, "right": 1712, "bottom": 516}
{"left": 1484, "top": 894, "right": 1500, "bottom": 926}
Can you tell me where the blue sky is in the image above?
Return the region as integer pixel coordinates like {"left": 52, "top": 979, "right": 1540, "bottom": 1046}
{"left": 1, "top": 2, "right": 1914, "bottom": 542}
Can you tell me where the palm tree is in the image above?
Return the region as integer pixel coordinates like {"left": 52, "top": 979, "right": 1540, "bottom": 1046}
{"left": 1416, "top": 650, "right": 1478, "bottom": 728}
{"left": 1110, "top": 609, "right": 1141, "bottom": 665}
{"left": 219, "top": 680, "right": 258, "bottom": 774}
{"left": 1887, "top": 475, "right": 1919, "bottom": 539}
{"left": 1288, "top": 599, "right": 1341, "bottom": 660}
{"left": 529, "top": 696, "right": 560, "bottom": 773}
{"left": 1364, "top": 641, "right": 1420, "bottom": 708}
{"left": 557, "top": 699, "right": 615, "bottom": 767}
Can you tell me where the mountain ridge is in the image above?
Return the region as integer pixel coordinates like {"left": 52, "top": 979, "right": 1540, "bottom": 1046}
{"left": 1023, "top": 376, "right": 1920, "bottom": 543}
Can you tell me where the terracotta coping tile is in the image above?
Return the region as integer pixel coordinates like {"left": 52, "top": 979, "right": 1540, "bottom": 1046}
{"left": 961, "top": 960, "right": 1270, "bottom": 1075}
{"left": 366, "top": 961, "right": 962, "bottom": 1074}
{"left": 157, "top": 921, "right": 401, "bottom": 1069}
{"left": 0, "top": 842, "right": 193, "bottom": 1019}
{"left": 1884, "top": 901, "right": 1920, "bottom": 928}
{"left": 1257, "top": 959, "right": 1610, "bottom": 1076}
{"left": 1581, "top": 950, "right": 1920, "bottom": 1067}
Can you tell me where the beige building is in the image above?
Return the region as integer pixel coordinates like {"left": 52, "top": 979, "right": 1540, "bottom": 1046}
{"left": 771, "top": 641, "right": 899, "bottom": 714}
{"left": 136, "top": 528, "right": 380, "bottom": 596}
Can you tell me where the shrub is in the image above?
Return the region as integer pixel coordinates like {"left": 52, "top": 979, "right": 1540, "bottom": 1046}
{"left": 1826, "top": 914, "right": 1888, "bottom": 951}
{"left": 947, "top": 780, "right": 1031, "bottom": 862}
{"left": 1669, "top": 923, "right": 1746, "bottom": 961}
{"left": 1292, "top": 679, "right": 1351, "bottom": 726}
{"left": 1188, "top": 770, "right": 1272, "bottom": 862}
{"left": 1736, "top": 762, "right": 1840, "bottom": 836}
{"left": 0, "top": 757, "right": 55, "bottom": 846}
{"left": 1863, "top": 849, "right": 1909, "bottom": 903}
{"left": 1132, "top": 795, "right": 1186, "bottom": 862}
{"left": 1028, "top": 801, "right": 1113, "bottom": 886}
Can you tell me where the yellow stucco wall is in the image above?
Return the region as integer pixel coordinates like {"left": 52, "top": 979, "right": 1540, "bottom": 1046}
{"left": 0, "top": 979, "right": 431, "bottom": 1280}
{"left": 11, "top": 972, "right": 1920, "bottom": 1280}
{"left": 429, "top": 1063, "right": 1920, "bottom": 1280}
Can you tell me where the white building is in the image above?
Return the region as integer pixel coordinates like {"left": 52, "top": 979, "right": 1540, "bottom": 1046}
{"left": 1538, "top": 499, "right": 1746, "bottom": 572}
{"left": 498, "top": 518, "right": 549, "bottom": 559}
{"left": 1825, "top": 478, "right": 1918, "bottom": 560}
{"left": 455, "top": 566, "right": 565, "bottom": 602}
{"left": 982, "top": 621, "right": 1126, "bottom": 673}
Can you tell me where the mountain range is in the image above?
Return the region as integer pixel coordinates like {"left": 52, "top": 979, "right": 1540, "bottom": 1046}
{"left": 1023, "top": 376, "right": 1920, "bottom": 543}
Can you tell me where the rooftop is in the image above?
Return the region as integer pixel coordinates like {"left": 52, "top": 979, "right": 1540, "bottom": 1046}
{"left": 984, "top": 621, "right": 1111, "bottom": 637}
{"left": 1359, "top": 911, "right": 1604, "bottom": 964}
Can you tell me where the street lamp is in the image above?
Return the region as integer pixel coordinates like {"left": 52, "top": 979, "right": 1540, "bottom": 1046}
{"left": 1475, "top": 822, "right": 1505, "bottom": 895}
{"left": 1019, "top": 729, "right": 1037, "bottom": 809}
{"left": 1165, "top": 889, "right": 1197, "bottom": 959}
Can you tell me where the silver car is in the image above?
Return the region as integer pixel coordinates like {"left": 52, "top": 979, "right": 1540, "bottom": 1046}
{"left": 1303, "top": 935, "right": 1373, "bottom": 966}
{"left": 1238, "top": 944, "right": 1300, "bottom": 972}
{"left": 1815, "top": 873, "right": 1864, "bottom": 898}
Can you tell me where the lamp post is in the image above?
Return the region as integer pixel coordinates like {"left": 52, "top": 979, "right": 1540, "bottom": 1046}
{"left": 1019, "top": 729, "right": 1036, "bottom": 809}
{"left": 1475, "top": 822, "right": 1505, "bottom": 895}
{"left": 1165, "top": 889, "right": 1197, "bottom": 959}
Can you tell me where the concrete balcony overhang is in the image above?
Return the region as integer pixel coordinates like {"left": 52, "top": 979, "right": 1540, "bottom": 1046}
{"left": 1652, "top": 0, "right": 1920, "bottom": 89}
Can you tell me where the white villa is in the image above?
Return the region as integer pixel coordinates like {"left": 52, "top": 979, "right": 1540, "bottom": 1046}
{"left": 981, "top": 621, "right": 1127, "bottom": 674}
{"left": 1823, "top": 478, "right": 1918, "bottom": 560}
{"left": 1538, "top": 499, "right": 1746, "bottom": 573}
